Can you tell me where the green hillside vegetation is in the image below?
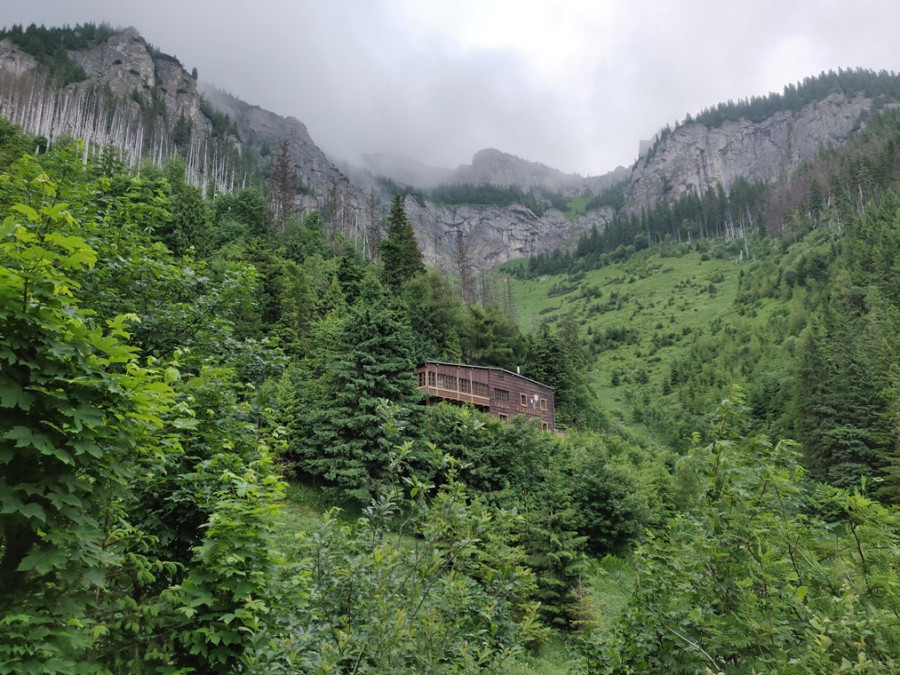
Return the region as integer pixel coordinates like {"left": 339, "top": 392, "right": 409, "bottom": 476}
{"left": 512, "top": 246, "right": 742, "bottom": 428}
{"left": 1, "top": 82, "right": 899, "bottom": 673}
{"left": 428, "top": 182, "right": 569, "bottom": 217}
{"left": 0, "top": 119, "right": 672, "bottom": 672}
{"left": 508, "top": 106, "right": 900, "bottom": 502}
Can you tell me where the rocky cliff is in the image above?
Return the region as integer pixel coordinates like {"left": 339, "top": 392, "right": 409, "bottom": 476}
{"left": 69, "top": 26, "right": 200, "bottom": 125}
{"left": 0, "top": 27, "right": 239, "bottom": 192}
{"left": 625, "top": 92, "right": 872, "bottom": 212}
{"left": 198, "top": 84, "right": 351, "bottom": 205}
{"left": 406, "top": 196, "right": 614, "bottom": 273}
{"left": 0, "top": 24, "right": 887, "bottom": 274}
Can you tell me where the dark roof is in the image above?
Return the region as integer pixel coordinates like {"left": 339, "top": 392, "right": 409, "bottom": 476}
{"left": 416, "top": 360, "right": 555, "bottom": 391}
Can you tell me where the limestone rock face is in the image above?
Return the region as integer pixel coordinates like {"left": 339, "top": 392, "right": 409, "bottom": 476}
{"left": 69, "top": 27, "right": 201, "bottom": 126}
{"left": 405, "top": 196, "right": 614, "bottom": 273}
{"left": 0, "top": 39, "right": 37, "bottom": 76}
{"left": 625, "top": 93, "right": 871, "bottom": 212}
{"left": 198, "top": 85, "right": 348, "bottom": 199}
{"left": 70, "top": 27, "right": 156, "bottom": 97}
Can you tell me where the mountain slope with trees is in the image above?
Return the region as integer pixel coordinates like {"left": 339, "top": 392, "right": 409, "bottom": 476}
{"left": 0, "top": 22, "right": 899, "bottom": 675}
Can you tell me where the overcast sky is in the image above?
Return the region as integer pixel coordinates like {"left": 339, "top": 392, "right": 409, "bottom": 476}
{"left": 3, "top": 0, "right": 899, "bottom": 175}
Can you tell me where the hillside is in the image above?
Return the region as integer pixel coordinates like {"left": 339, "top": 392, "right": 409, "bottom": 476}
{"left": 4, "top": 25, "right": 898, "bottom": 282}
{"left": 507, "top": 104, "right": 900, "bottom": 499}
{"left": 1, "top": 22, "right": 899, "bottom": 673}
{"left": 512, "top": 247, "right": 741, "bottom": 427}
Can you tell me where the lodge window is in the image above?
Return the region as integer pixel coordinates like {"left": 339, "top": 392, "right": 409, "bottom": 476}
{"left": 437, "top": 374, "right": 457, "bottom": 389}
{"left": 428, "top": 371, "right": 436, "bottom": 387}
{"left": 494, "top": 388, "right": 509, "bottom": 402}
{"left": 498, "top": 413, "right": 508, "bottom": 421}
{"left": 472, "top": 382, "right": 489, "bottom": 397}
{"left": 416, "top": 372, "right": 425, "bottom": 387}
{"left": 541, "top": 422, "right": 549, "bottom": 431}
{"left": 540, "top": 397, "right": 547, "bottom": 411}
{"left": 459, "top": 378, "right": 471, "bottom": 393}
{"left": 520, "top": 393, "right": 528, "bottom": 406}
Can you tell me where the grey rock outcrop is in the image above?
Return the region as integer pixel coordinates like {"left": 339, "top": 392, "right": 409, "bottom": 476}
{"left": 198, "top": 84, "right": 349, "bottom": 201}
{"left": 625, "top": 93, "right": 871, "bottom": 212}
{"left": 69, "top": 27, "right": 205, "bottom": 136}
{"left": 0, "top": 27, "right": 238, "bottom": 192}
{"left": 406, "top": 196, "right": 614, "bottom": 273}
{"left": 0, "top": 39, "right": 37, "bottom": 76}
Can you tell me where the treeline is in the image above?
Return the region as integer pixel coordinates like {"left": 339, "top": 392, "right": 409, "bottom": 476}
{"left": 583, "top": 177, "right": 628, "bottom": 212}
{"left": 523, "top": 176, "right": 767, "bottom": 277}
{"left": 428, "top": 182, "right": 569, "bottom": 216}
{"left": 687, "top": 67, "right": 900, "bottom": 128}
{"left": 375, "top": 175, "right": 583, "bottom": 216}
{"left": 640, "top": 68, "right": 900, "bottom": 168}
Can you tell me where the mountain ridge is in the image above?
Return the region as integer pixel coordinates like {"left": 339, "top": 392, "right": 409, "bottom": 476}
{"left": 1, "top": 23, "right": 898, "bottom": 272}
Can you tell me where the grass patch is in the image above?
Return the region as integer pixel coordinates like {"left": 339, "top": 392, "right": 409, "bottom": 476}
{"left": 513, "top": 248, "right": 743, "bottom": 421}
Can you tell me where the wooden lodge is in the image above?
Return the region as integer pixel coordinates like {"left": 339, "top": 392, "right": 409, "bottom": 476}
{"left": 414, "top": 361, "right": 555, "bottom": 430}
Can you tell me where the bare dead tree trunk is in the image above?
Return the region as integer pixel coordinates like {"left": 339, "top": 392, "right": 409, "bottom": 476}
{"left": 451, "top": 225, "right": 475, "bottom": 303}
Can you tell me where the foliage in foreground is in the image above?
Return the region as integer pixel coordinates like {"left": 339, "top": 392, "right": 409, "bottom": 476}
{"left": 578, "top": 389, "right": 900, "bottom": 674}
{"left": 248, "top": 450, "right": 545, "bottom": 674}
{"left": 0, "top": 146, "right": 284, "bottom": 673}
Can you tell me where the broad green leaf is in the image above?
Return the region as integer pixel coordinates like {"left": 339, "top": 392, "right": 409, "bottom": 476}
{"left": 10, "top": 203, "right": 39, "bottom": 223}
{"left": 19, "top": 502, "right": 46, "bottom": 523}
{"left": 0, "top": 376, "right": 33, "bottom": 411}
{"left": 18, "top": 546, "right": 67, "bottom": 573}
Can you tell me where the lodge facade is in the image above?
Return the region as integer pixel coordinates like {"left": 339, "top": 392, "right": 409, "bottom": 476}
{"left": 414, "top": 361, "right": 555, "bottom": 430}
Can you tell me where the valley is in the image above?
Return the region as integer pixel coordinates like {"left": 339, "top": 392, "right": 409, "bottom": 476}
{"left": 0, "top": 21, "right": 898, "bottom": 675}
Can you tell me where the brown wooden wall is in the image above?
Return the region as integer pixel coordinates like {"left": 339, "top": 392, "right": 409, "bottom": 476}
{"left": 414, "top": 362, "right": 555, "bottom": 430}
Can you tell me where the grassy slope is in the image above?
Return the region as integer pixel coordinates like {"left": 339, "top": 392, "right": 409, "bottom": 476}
{"left": 512, "top": 247, "right": 746, "bottom": 424}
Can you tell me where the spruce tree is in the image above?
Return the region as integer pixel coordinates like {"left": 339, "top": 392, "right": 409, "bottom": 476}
{"left": 519, "top": 459, "right": 587, "bottom": 629}
{"left": 298, "top": 305, "right": 423, "bottom": 502}
{"left": 379, "top": 195, "right": 423, "bottom": 289}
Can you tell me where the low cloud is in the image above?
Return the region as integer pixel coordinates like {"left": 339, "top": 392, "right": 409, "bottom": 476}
{"left": 4, "top": 0, "right": 900, "bottom": 175}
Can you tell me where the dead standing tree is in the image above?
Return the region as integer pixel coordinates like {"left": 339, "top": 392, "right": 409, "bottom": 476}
{"left": 270, "top": 138, "right": 297, "bottom": 234}
{"left": 448, "top": 221, "right": 476, "bottom": 304}
{"left": 364, "top": 188, "right": 381, "bottom": 261}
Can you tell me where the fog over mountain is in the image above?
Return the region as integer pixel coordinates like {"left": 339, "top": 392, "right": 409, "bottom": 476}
{"left": 3, "top": 0, "right": 900, "bottom": 175}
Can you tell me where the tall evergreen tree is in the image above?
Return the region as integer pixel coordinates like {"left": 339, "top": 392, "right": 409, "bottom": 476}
{"left": 519, "top": 458, "right": 587, "bottom": 629}
{"left": 379, "top": 195, "right": 423, "bottom": 289}
{"left": 294, "top": 305, "right": 423, "bottom": 502}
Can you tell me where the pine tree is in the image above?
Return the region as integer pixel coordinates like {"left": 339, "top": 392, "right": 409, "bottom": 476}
{"left": 297, "top": 306, "right": 423, "bottom": 502}
{"left": 519, "top": 459, "right": 587, "bottom": 629}
{"left": 379, "top": 195, "right": 423, "bottom": 289}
